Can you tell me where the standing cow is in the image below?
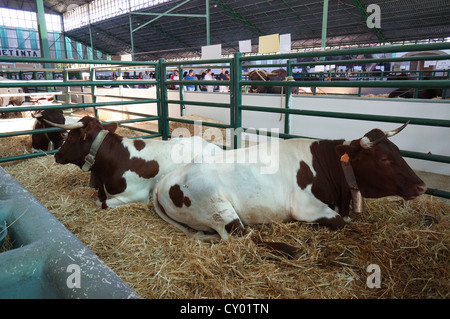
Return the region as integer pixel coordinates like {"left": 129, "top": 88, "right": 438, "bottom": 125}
{"left": 153, "top": 123, "right": 426, "bottom": 257}
{"left": 46, "top": 116, "right": 221, "bottom": 208}
{"left": 31, "top": 109, "right": 66, "bottom": 152}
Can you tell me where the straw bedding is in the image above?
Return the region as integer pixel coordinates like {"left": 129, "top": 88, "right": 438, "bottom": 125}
{"left": 1, "top": 135, "right": 449, "bottom": 299}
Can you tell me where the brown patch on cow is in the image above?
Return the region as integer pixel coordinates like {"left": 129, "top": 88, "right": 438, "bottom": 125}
{"left": 225, "top": 219, "right": 247, "bottom": 236}
{"left": 313, "top": 215, "right": 346, "bottom": 230}
{"left": 308, "top": 140, "right": 353, "bottom": 218}
{"left": 169, "top": 184, "right": 192, "bottom": 208}
{"left": 130, "top": 159, "right": 159, "bottom": 179}
{"left": 134, "top": 139, "right": 145, "bottom": 151}
{"left": 296, "top": 160, "right": 314, "bottom": 190}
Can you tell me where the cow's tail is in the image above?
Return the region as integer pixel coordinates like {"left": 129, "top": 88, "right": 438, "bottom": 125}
{"left": 250, "top": 236, "right": 303, "bottom": 259}
{"left": 153, "top": 189, "right": 221, "bottom": 243}
{"left": 225, "top": 220, "right": 302, "bottom": 259}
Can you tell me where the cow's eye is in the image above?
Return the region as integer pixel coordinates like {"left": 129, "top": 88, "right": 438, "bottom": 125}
{"left": 379, "top": 157, "right": 392, "bottom": 165}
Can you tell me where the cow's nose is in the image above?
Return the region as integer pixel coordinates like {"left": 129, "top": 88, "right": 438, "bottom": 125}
{"left": 416, "top": 183, "right": 427, "bottom": 195}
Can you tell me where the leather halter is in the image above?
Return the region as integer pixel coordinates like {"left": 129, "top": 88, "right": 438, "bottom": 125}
{"left": 81, "top": 130, "right": 109, "bottom": 172}
{"left": 340, "top": 151, "right": 364, "bottom": 213}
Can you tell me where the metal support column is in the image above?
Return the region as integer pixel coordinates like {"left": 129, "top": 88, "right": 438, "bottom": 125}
{"left": 128, "top": 0, "right": 135, "bottom": 60}
{"left": 206, "top": 0, "right": 211, "bottom": 45}
{"left": 320, "top": 0, "right": 329, "bottom": 60}
{"left": 35, "top": 0, "right": 51, "bottom": 78}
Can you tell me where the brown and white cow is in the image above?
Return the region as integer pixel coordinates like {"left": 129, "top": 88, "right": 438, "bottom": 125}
{"left": 153, "top": 123, "right": 426, "bottom": 257}
{"left": 48, "top": 116, "right": 221, "bottom": 208}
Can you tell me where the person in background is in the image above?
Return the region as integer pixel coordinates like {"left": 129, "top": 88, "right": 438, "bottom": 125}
{"left": 184, "top": 69, "right": 196, "bottom": 91}
{"left": 218, "top": 68, "right": 229, "bottom": 92}
{"left": 204, "top": 68, "right": 214, "bottom": 92}
{"left": 137, "top": 72, "right": 144, "bottom": 88}
{"left": 170, "top": 70, "right": 179, "bottom": 90}
{"left": 143, "top": 70, "right": 151, "bottom": 88}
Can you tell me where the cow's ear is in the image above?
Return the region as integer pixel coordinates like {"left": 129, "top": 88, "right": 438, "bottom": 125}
{"left": 103, "top": 122, "right": 118, "bottom": 133}
{"left": 78, "top": 127, "right": 87, "bottom": 141}
{"left": 335, "top": 142, "right": 361, "bottom": 160}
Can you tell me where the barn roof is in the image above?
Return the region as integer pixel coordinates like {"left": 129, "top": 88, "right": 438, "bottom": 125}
{"left": 2, "top": 0, "right": 450, "bottom": 60}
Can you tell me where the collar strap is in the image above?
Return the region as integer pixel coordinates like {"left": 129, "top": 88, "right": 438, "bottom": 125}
{"left": 340, "top": 152, "right": 364, "bottom": 213}
{"left": 340, "top": 153, "right": 358, "bottom": 190}
{"left": 81, "top": 130, "right": 109, "bottom": 172}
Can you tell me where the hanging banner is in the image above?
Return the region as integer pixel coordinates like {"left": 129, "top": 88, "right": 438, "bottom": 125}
{"left": 239, "top": 39, "right": 252, "bottom": 53}
{"left": 258, "top": 34, "right": 279, "bottom": 54}
{"left": 201, "top": 44, "right": 222, "bottom": 60}
{"left": 279, "top": 33, "right": 291, "bottom": 53}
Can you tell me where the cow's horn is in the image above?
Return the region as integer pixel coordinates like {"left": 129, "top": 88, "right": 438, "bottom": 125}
{"left": 359, "top": 136, "right": 384, "bottom": 149}
{"left": 360, "top": 121, "right": 410, "bottom": 149}
{"left": 43, "top": 119, "right": 84, "bottom": 130}
{"left": 385, "top": 121, "right": 409, "bottom": 137}
{"left": 32, "top": 113, "right": 43, "bottom": 118}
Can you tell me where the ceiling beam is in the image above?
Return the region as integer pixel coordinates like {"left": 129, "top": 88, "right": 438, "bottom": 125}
{"left": 211, "top": 0, "right": 263, "bottom": 36}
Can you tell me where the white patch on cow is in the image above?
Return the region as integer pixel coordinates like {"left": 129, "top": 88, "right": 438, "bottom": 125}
{"left": 104, "top": 170, "right": 151, "bottom": 207}
{"left": 121, "top": 138, "right": 156, "bottom": 162}
{"left": 290, "top": 184, "right": 339, "bottom": 223}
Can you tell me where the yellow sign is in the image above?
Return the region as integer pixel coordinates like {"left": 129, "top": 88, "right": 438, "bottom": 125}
{"left": 258, "top": 34, "right": 279, "bottom": 54}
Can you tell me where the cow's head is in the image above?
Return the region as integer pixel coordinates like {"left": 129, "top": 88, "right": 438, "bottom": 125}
{"left": 32, "top": 109, "right": 67, "bottom": 149}
{"left": 46, "top": 116, "right": 118, "bottom": 168}
{"left": 336, "top": 122, "right": 426, "bottom": 200}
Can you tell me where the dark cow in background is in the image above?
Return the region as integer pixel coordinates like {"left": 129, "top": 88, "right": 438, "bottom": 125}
{"left": 388, "top": 75, "right": 445, "bottom": 99}
{"left": 31, "top": 109, "right": 66, "bottom": 152}
{"left": 242, "top": 69, "right": 288, "bottom": 93}
{"left": 47, "top": 116, "right": 221, "bottom": 208}
{"left": 153, "top": 123, "right": 426, "bottom": 257}
{"left": 388, "top": 87, "right": 443, "bottom": 99}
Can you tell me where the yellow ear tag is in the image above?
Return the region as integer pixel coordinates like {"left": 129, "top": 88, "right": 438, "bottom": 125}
{"left": 340, "top": 152, "right": 350, "bottom": 163}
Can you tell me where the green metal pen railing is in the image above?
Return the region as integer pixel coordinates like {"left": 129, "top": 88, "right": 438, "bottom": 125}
{"left": 0, "top": 42, "right": 449, "bottom": 198}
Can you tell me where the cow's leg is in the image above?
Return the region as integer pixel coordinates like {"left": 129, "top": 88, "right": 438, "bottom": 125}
{"left": 291, "top": 192, "right": 347, "bottom": 230}
{"left": 153, "top": 190, "right": 221, "bottom": 242}
{"left": 312, "top": 215, "right": 346, "bottom": 230}
{"left": 304, "top": 207, "right": 346, "bottom": 230}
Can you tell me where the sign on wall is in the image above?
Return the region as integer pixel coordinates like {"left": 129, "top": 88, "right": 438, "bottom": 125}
{"left": 0, "top": 48, "right": 40, "bottom": 57}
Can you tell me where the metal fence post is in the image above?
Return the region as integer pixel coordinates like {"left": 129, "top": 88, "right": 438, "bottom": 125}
{"left": 232, "top": 52, "right": 242, "bottom": 149}
{"left": 158, "top": 58, "right": 169, "bottom": 140}
{"left": 285, "top": 59, "right": 293, "bottom": 135}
